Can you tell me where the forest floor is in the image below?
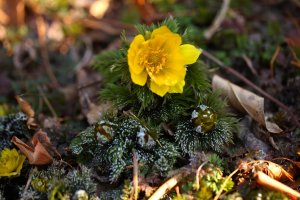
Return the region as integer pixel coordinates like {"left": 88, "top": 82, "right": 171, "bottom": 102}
{"left": 0, "top": 0, "right": 300, "bottom": 199}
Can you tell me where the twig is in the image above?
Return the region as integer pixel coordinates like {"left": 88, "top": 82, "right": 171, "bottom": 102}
{"left": 256, "top": 171, "right": 300, "bottom": 199}
{"left": 75, "top": 37, "right": 93, "bottom": 72}
{"left": 148, "top": 170, "right": 190, "bottom": 200}
{"left": 132, "top": 150, "right": 139, "bottom": 200}
{"left": 175, "top": 186, "right": 181, "bottom": 198}
{"left": 214, "top": 168, "right": 239, "bottom": 200}
{"left": 37, "top": 86, "right": 58, "bottom": 118}
{"left": 204, "top": 0, "right": 231, "bottom": 40}
{"left": 36, "top": 16, "right": 60, "bottom": 88}
{"left": 161, "top": 122, "right": 174, "bottom": 136}
{"left": 77, "top": 80, "right": 102, "bottom": 91}
{"left": 242, "top": 54, "right": 257, "bottom": 76}
{"left": 80, "top": 18, "right": 122, "bottom": 35}
{"left": 24, "top": 170, "right": 34, "bottom": 192}
{"left": 91, "top": 174, "right": 110, "bottom": 182}
{"left": 270, "top": 46, "right": 280, "bottom": 79}
{"left": 272, "top": 157, "right": 300, "bottom": 168}
{"left": 202, "top": 50, "right": 300, "bottom": 129}
{"left": 195, "top": 161, "right": 208, "bottom": 190}
{"left": 268, "top": 136, "right": 279, "bottom": 150}
{"left": 59, "top": 159, "right": 74, "bottom": 169}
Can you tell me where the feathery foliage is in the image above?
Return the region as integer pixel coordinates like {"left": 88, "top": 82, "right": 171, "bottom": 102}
{"left": 26, "top": 162, "right": 97, "bottom": 199}
{"left": 0, "top": 112, "right": 33, "bottom": 149}
{"left": 72, "top": 18, "right": 238, "bottom": 185}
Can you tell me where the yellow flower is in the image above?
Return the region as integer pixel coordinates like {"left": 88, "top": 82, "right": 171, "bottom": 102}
{"left": 128, "top": 25, "right": 201, "bottom": 96}
{"left": 0, "top": 148, "right": 26, "bottom": 177}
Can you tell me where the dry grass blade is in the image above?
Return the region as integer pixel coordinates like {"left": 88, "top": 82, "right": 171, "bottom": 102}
{"left": 204, "top": 0, "right": 230, "bottom": 40}
{"left": 148, "top": 170, "right": 190, "bottom": 200}
{"left": 132, "top": 150, "right": 139, "bottom": 200}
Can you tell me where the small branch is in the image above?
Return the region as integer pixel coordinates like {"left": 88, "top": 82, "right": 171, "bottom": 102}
{"left": 270, "top": 46, "right": 280, "bottom": 79}
{"left": 204, "top": 0, "right": 231, "bottom": 40}
{"left": 255, "top": 171, "right": 300, "bottom": 198}
{"left": 80, "top": 18, "right": 122, "bottom": 35}
{"left": 161, "top": 122, "right": 174, "bottom": 136}
{"left": 148, "top": 170, "right": 190, "bottom": 200}
{"left": 24, "top": 170, "right": 34, "bottom": 192}
{"left": 36, "top": 16, "right": 60, "bottom": 88}
{"left": 242, "top": 54, "right": 257, "bottom": 76}
{"left": 132, "top": 150, "right": 139, "bottom": 200}
{"left": 268, "top": 136, "right": 279, "bottom": 150}
{"left": 175, "top": 186, "right": 181, "bottom": 198}
{"left": 202, "top": 50, "right": 300, "bottom": 129}
{"left": 195, "top": 161, "right": 208, "bottom": 190}
{"left": 77, "top": 80, "right": 102, "bottom": 91}
{"left": 37, "top": 86, "right": 58, "bottom": 118}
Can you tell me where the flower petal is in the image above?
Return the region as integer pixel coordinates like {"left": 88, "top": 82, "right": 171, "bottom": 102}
{"left": 150, "top": 81, "right": 169, "bottom": 97}
{"left": 0, "top": 148, "right": 25, "bottom": 177}
{"left": 130, "top": 70, "right": 148, "bottom": 86}
{"left": 149, "top": 64, "right": 186, "bottom": 86}
{"left": 128, "top": 34, "right": 145, "bottom": 74}
{"left": 15, "top": 155, "right": 26, "bottom": 175}
{"left": 0, "top": 171, "right": 19, "bottom": 176}
{"left": 180, "top": 44, "right": 201, "bottom": 65}
{"left": 151, "top": 26, "right": 182, "bottom": 48}
{"left": 151, "top": 26, "right": 172, "bottom": 37}
{"left": 168, "top": 80, "right": 185, "bottom": 93}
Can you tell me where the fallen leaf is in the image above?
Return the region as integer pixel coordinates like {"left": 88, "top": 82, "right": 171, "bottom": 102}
{"left": 212, "top": 75, "right": 282, "bottom": 134}
{"left": 15, "top": 95, "right": 38, "bottom": 129}
{"left": 15, "top": 95, "right": 34, "bottom": 117}
{"left": 11, "top": 130, "right": 58, "bottom": 165}
{"left": 264, "top": 161, "right": 294, "bottom": 182}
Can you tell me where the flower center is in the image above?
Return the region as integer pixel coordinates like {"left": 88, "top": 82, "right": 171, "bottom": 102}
{"left": 140, "top": 48, "right": 167, "bottom": 74}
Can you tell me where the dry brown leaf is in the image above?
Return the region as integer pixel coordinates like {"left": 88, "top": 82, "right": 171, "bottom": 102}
{"left": 15, "top": 95, "right": 34, "bottom": 118}
{"left": 212, "top": 75, "right": 282, "bottom": 134}
{"left": 265, "top": 161, "right": 294, "bottom": 182}
{"left": 11, "top": 130, "right": 57, "bottom": 165}
{"left": 15, "top": 95, "right": 38, "bottom": 129}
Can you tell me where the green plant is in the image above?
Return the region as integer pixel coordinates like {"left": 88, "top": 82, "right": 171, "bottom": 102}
{"left": 71, "top": 18, "right": 237, "bottom": 184}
